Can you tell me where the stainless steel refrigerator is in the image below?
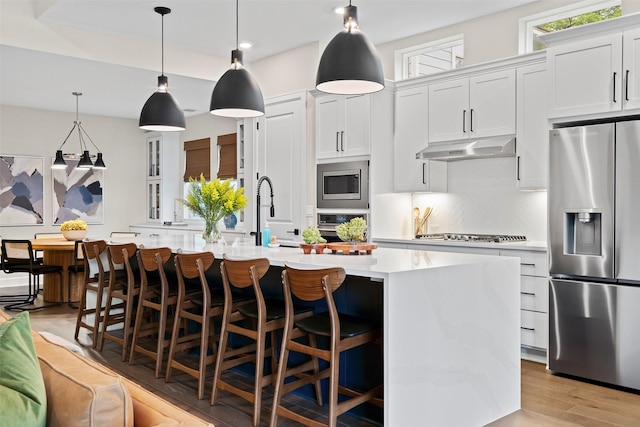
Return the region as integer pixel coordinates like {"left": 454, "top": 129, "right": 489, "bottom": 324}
{"left": 548, "top": 120, "right": 640, "bottom": 390}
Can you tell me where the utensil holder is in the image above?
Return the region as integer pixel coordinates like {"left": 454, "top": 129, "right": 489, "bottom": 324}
{"left": 414, "top": 218, "right": 428, "bottom": 236}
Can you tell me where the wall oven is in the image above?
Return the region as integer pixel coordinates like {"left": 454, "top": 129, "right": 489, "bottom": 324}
{"left": 317, "top": 160, "right": 369, "bottom": 209}
{"left": 317, "top": 213, "right": 369, "bottom": 243}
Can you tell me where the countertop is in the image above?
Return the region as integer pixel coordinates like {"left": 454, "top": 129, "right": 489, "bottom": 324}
{"left": 123, "top": 234, "right": 513, "bottom": 280}
{"left": 374, "top": 237, "right": 547, "bottom": 252}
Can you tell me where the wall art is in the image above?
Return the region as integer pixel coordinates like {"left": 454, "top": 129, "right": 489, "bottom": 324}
{"left": 53, "top": 159, "right": 104, "bottom": 224}
{"left": 0, "top": 155, "right": 45, "bottom": 226}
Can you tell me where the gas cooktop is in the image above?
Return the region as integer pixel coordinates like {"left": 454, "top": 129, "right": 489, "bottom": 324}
{"left": 415, "top": 233, "right": 527, "bottom": 243}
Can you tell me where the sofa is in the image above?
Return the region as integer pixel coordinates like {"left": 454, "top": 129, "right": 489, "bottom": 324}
{"left": 0, "top": 310, "right": 214, "bottom": 427}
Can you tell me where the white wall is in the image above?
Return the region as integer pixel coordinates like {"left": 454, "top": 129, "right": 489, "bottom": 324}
{"left": 0, "top": 105, "right": 146, "bottom": 240}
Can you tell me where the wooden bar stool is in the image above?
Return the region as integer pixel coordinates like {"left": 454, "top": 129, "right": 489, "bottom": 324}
{"left": 98, "top": 242, "right": 139, "bottom": 361}
{"left": 270, "top": 265, "right": 383, "bottom": 427}
{"left": 74, "top": 240, "right": 108, "bottom": 348}
{"left": 165, "top": 252, "right": 226, "bottom": 400}
{"left": 212, "top": 256, "right": 313, "bottom": 426}
{"left": 129, "top": 247, "right": 179, "bottom": 378}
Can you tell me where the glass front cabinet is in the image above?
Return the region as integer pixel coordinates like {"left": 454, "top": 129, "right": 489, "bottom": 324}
{"left": 146, "top": 134, "right": 179, "bottom": 223}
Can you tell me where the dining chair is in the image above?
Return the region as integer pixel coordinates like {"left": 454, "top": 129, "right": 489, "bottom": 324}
{"left": 33, "top": 232, "right": 65, "bottom": 260}
{"left": 0, "top": 239, "right": 63, "bottom": 311}
{"left": 211, "top": 256, "right": 313, "bottom": 426}
{"left": 110, "top": 232, "right": 140, "bottom": 239}
{"left": 270, "top": 265, "right": 383, "bottom": 427}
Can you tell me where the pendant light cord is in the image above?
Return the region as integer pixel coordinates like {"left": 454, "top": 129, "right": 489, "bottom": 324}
{"left": 161, "top": 11, "right": 165, "bottom": 76}
{"left": 236, "top": 0, "right": 239, "bottom": 50}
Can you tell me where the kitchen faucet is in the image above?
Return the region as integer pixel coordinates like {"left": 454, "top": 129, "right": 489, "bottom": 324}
{"left": 255, "top": 175, "right": 275, "bottom": 246}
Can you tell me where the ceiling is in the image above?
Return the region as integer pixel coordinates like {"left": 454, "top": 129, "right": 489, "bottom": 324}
{"left": 0, "top": 0, "right": 537, "bottom": 120}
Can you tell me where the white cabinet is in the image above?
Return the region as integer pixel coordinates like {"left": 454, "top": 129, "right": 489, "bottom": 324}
{"left": 516, "top": 61, "right": 549, "bottom": 190}
{"left": 254, "top": 92, "right": 306, "bottom": 242}
{"left": 316, "top": 94, "right": 370, "bottom": 159}
{"left": 500, "top": 248, "right": 548, "bottom": 362}
{"left": 145, "top": 134, "right": 179, "bottom": 223}
{"left": 546, "top": 27, "right": 640, "bottom": 118}
{"left": 394, "top": 85, "right": 447, "bottom": 193}
{"left": 428, "top": 69, "right": 516, "bottom": 143}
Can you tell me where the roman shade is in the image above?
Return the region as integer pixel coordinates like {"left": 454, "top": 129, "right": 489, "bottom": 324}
{"left": 183, "top": 138, "right": 210, "bottom": 181}
{"left": 217, "top": 133, "right": 237, "bottom": 179}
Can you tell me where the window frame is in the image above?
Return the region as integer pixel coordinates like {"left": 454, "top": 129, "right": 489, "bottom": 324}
{"left": 394, "top": 34, "right": 464, "bottom": 81}
{"left": 518, "top": 0, "right": 621, "bottom": 54}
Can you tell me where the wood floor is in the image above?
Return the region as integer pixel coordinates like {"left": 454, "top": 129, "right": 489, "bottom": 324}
{"left": 16, "top": 301, "right": 640, "bottom": 427}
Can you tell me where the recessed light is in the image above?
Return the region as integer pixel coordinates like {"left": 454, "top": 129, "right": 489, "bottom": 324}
{"left": 239, "top": 42, "right": 252, "bottom": 49}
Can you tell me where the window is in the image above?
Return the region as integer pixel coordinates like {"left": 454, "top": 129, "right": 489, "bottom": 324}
{"left": 519, "top": 0, "right": 621, "bottom": 53}
{"left": 395, "top": 35, "right": 464, "bottom": 81}
{"left": 183, "top": 138, "right": 211, "bottom": 181}
{"left": 217, "top": 133, "right": 237, "bottom": 179}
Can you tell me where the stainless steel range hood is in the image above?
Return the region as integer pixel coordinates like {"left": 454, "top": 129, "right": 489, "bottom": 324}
{"left": 416, "top": 135, "right": 516, "bottom": 161}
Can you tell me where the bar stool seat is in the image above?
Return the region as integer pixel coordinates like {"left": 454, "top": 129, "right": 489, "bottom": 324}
{"left": 211, "top": 256, "right": 313, "bottom": 427}
{"left": 98, "top": 242, "right": 139, "bottom": 361}
{"left": 129, "top": 247, "right": 187, "bottom": 378}
{"left": 270, "top": 265, "right": 383, "bottom": 427}
{"left": 74, "top": 240, "right": 110, "bottom": 348}
{"left": 165, "top": 252, "right": 234, "bottom": 400}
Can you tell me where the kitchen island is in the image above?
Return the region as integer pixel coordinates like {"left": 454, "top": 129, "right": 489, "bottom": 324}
{"left": 123, "top": 234, "right": 521, "bottom": 426}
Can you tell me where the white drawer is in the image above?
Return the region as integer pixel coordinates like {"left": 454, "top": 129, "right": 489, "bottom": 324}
{"left": 520, "top": 310, "right": 548, "bottom": 350}
{"left": 520, "top": 276, "right": 549, "bottom": 313}
{"left": 500, "top": 249, "right": 547, "bottom": 277}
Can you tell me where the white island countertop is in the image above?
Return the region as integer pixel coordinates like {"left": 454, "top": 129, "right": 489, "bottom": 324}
{"left": 121, "top": 234, "right": 521, "bottom": 426}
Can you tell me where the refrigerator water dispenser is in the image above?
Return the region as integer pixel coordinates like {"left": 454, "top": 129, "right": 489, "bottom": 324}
{"left": 564, "top": 211, "right": 602, "bottom": 256}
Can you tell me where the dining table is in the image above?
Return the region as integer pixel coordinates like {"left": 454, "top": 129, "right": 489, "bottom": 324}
{"left": 30, "top": 238, "right": 81, "bottom": 302}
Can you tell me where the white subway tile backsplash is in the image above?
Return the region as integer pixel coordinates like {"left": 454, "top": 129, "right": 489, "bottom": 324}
{"left": 412, "top": 157, "right": 547, "bottom": 241}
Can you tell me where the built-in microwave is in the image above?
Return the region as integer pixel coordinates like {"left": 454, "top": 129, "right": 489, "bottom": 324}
{"left": 317, "top": 160, "right": 369, "bottom": 209}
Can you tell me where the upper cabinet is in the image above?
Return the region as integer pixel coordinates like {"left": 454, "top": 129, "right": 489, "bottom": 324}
{"left": 394, "top": 85, "right": 447, "bottom": 193}
{"left": 145, "top": 133, "right": 179, "bottom": 224}
{"left": 543, "top": 14, "right": 640, "bottom": 119}
{"left": 428, "top": 69, "right": 516, "bottom": 143}
{"left": 316, "top": 94, "right": 371, "bottom": 159}
{"left": 516, "top": 60, "right": 548, "bottom": 190}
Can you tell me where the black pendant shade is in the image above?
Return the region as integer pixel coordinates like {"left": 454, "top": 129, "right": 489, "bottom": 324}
{"left": 140, "top": 75, "right": 186, "bottom": 131}
{"left": 139, "top": 6, "right": 185, "bottom": 132}
{"left": 52, "top": 150, "right": 66, "bottom": 169}
{"left": 316, "top": 3, "right": 384, "bottom": 95}
{"left": 77, "top": 151, "right": 93, "bottom": 169}
{"left": 210, "top": 1, "right": 264, "bottom": 118}
{"left": 210, "top": 50, "right": 264, "bottom": 118}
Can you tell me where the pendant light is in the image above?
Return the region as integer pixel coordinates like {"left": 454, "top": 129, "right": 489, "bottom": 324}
{"left": 52, "top": 92, "right": 106, "bottom": 170}
{"left": 139, "top": 6, "right": 186, "bottom": 131}
{"left": 210, "top": 0, "right": 264, "bottom": 118}
{"left": 316, "top": 1, "right": 384, "bottom": 95}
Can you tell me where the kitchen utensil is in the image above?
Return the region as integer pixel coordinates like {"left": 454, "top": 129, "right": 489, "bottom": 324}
{"left": 416, "top": 207, "right": 431, "bottom": 235}
{"left": 413, "top": 207, "right": 421, "bottom": 235}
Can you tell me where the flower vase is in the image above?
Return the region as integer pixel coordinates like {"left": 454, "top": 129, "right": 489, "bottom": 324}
{"left": 203, "top": 221, "right": 221, "bottom": 244}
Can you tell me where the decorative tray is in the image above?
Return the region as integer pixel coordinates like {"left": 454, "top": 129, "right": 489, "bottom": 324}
{"left": 326, "top": 243, "right": 377, "bottom": 255}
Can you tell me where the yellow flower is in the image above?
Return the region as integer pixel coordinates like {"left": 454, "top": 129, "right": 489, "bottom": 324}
{"left": 60, "top": 219, "right": 88, "bottom": 231}
{"left": 179, "top": 174, "right": 248, "bottom": 224}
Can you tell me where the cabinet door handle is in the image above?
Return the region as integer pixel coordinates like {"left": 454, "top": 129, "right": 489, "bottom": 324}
{"left": 462, "top": 110, "right": 466, "bottom": 133}
{"left": 613, "top": 72, "right": 617, "bottom": 103}
{"left": 336, "top": 132, "right": 340, "bottom": 152}
{"left": 520, "top": 326, "right": 535, "bottom": 331}
{"left": 287, "top": 229, "right": 300, "bottom": 235}
{"left": 521, "top": 262, "right": 536, "bottom": 267}
{"left": 422, "top": 162, "right": 426, "bottom": 185}
{"left": 626, "top": 69, "right": 630, "bottom": 102}
{"left": 470, "top": 109, "right": 474, "bottom": 132}
{"left": 521, "top": 292, "right": 535, "bottom": 296}
{"left": 341, "top": 131, "right": 344, "bottom": 151}
{"left": 517, "top": 156, "right": 521, "bottom": 181}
